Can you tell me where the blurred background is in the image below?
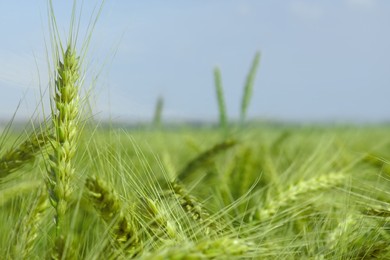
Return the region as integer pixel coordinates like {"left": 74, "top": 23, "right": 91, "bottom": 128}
{"left": 0, "top": 0, "right": 389, "bottom": 124}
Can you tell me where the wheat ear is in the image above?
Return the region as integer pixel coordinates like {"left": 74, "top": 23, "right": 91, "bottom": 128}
{"left": 85, "top": 176, "right": 142, "bottom": 258}
{"left": 0, "top": 132, "right": 49, "bottom": 178}
{"left": 240, "top": 51, "right": 260, "bottom": 125}
{"left": 363, "top": 205, "right": 390, "bottom": 218}
{"left": 152, "top": 96, "right": 164, "bottom": 128}
{"left": 326, "top": 215, "right": 357, "bottom": 251}
{"left": 138, "top": 197, "right": 178, "bottom": 241}
{"left": 46, "top": 45, "right": 80, "bottom": 238}
{"left": 256, "top": 172, "right": 345, "bottom": 220}
{"left": 0, "top": 180, "right": 42, "bottom": 207}
{"left": 140, "top": 237, "right": 252, "bottom": 259}
{"left": 214, "top": 66, "right": 228, "bottom": 129}
{"left": 177, "top": 139, "right": 236, "bottom": 181}
{"left": 11, "top": 187, "right": 49, "bottom": 259}
{"left": 170, "top": 181, "right": 223, "bottom": 235}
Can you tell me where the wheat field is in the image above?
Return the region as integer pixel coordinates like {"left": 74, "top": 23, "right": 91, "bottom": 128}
{"left": 1, "top": 1, "right": 390, "bottom": 259}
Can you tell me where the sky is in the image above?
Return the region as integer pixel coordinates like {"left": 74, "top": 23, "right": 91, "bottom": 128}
{"left": 0, "top": 0, "right": 389, "bottom": 123}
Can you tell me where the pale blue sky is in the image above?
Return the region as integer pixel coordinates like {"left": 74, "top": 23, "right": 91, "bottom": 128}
{"left": 0, "top": 0, "right": 389, "bottom": 123}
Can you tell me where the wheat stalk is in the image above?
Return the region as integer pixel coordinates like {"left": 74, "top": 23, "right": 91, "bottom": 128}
{"left": 50, "top": 235, "right": 76, "bottom": 260}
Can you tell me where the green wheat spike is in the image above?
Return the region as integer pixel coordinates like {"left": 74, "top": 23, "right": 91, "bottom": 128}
{"left": 240, "top": 51, "right": 261, "bottom": 125}
{"left": 153, "top": 96, "right": 164, "bottom": 128}
{"left": 214, "top": 67, "right": 227, "bottom": 129}
{"left": 177, "top": 139, "right": 236, "bottom": 181}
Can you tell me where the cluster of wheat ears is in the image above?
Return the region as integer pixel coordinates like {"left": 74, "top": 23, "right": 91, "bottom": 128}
{"left": 1, "top": 1, "right": 390, "bottom": 259}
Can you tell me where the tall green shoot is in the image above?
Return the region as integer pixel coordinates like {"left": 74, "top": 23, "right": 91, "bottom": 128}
{"left": 240, "top": 52, "right": 261, "bottom": 125}
{"left": 46, "top": 0, "right": 81, "bottom": 242}
{"left": 153, "top": 95, "right": 164, "bottom": 128}
{"left": 213, "top": 67, "right": 227, "bottom": 129}
{"left": 45, "top": 0, "right": 104, "bottom": 257}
